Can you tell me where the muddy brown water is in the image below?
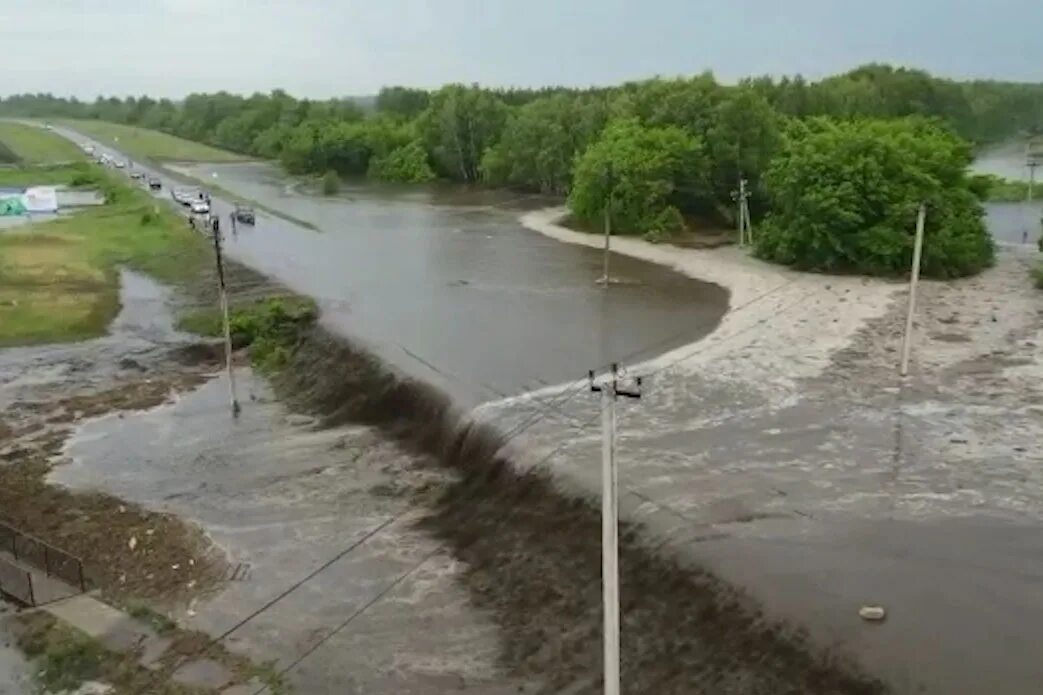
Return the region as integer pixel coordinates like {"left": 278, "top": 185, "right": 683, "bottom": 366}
{"left": 178, "top": 161, "right": 729, "bottom": 406}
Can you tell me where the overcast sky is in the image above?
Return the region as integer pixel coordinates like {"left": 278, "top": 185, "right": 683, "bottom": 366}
{"left": 2, "top": 0, "right": 1040, "bottom": 99}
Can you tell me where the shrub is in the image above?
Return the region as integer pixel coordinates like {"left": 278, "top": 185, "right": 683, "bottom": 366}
{"left": 755, "top": 117, "right": 994, "bottom": 278}
{"left": 569, "top": 118, "right": 710, "bottom": 237}
{"left": 321, "top": 169, "right": 339, "bottom": 195}
{"left": 368, "top": 141, "right": 436, "bottom": 183}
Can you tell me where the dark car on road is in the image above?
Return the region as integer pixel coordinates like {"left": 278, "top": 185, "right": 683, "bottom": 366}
{"left": 234, "top": 205, "right": 256, "bottom": 225}
{"left": 148, "top": 177, "right": 162, "bottom": 191}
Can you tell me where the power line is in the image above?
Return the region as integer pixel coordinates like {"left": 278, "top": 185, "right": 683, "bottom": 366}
{"left": 246, "top": 409, "right": 603, "bottom": 695}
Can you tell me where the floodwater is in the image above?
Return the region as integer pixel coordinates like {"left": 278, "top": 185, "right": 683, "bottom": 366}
{"left": 56, "top": 372, "right": 526, "bottom": 694}
{"left": 56, "top": 120, "right": 730, "bottom": 408}
{"left": 972, "top": 143, "right": 1042, "bottom": 247}
{"left": 174, "top": 161, "right": 729, "bottom": 406}
{"left": 973, "top": 141, "right": 1038, "bottom": 181}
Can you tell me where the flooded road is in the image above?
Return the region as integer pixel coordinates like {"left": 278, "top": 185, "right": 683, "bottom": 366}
{"left": 171, "top": 161, "right": 728, "bottom": 405}
{"left": 973, "top": 142, "right": 1042, "bottom": 247}
{"left": 41, "top": 125, "right": 1043, "bottom": 694}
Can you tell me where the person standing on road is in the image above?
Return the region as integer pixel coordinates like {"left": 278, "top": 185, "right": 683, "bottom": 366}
{"left": 230, "top": 211, "right": 237, "bottom": 237}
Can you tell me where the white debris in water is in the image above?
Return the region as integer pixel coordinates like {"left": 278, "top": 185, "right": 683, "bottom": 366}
{"left": 859, "top": 605, "right": 886, "bottom": 622}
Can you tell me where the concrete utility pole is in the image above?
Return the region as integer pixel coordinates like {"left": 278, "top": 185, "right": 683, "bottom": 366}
{"left": 735, "top": 176, "right": 752, "bottom": 247}
{"left": 212, "top": 225, "right": 241, "bottom": 417}
{"left": 1028, "top": 159, "right": 1038, "bottom": 203}
{"left": 899, "top": 203, "right": 927, "bottom": 377}
{"left": 600, "top": 166, "right": 614, "bottom": 286}
{"left": 589, "top": 364, "right": 641, "bottom": 695}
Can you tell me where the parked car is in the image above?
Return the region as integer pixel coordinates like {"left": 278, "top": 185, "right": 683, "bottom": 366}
{"left": 172, "top": 188, "right": 198, "bottom": 205}
{"left": 129, "top": 171, "right": 145, "bottom": 181}
{"left": 233, "top": 205, "right": 255, "bottom": 225}
{"left": 114, "top": 160, "right": 125, "bottom": 169}
{"left": 190, "top": 200, "right": 211, "bottom": 215}
{"left": 148, "top": 177, "right": 162, "bottom": 191}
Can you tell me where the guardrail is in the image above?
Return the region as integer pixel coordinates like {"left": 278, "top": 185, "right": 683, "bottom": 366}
{"left": 0, "top": 555, "right": 35, "bottom": 606}
{"left": 0, "top": 520, "right": 87, "bottom": 593}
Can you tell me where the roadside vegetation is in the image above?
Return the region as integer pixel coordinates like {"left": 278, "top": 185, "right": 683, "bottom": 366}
{"left": 0, "top": 164, "right": 209, "bottom": 346}
{"left": 0, "top": 159, "right": 319, "bottom": 365}
{"left": 0, "top": 121, "right": 84, "bottom": 164}
{"left": 755, "top": 117, "right": 994, "bottom": 278}
{"left": 58, "top": 119, "right": 246, "bottom": 162}
{"left": 2, "top": 63, "right": 1040, "bottom": 277}
{"left": 15, "top": 610, "right": 290, "bottom": 695}
{"left": 178, "top": 296, "right": 317, "bottom": 372}
{"left": 971, "top": 173, "right": 1038, "bottom": 202}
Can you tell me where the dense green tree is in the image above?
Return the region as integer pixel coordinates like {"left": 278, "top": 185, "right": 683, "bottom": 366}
{"left": 481, "top": 94, "right": 609, "bottom": 193}
{"left": 569, "top": 118, "right": 710, "bottom": 239}
{"left": 417, "top": 85, "right": 508, "bottom": 182}
{"left": 368, "top": 141, "right": 436, "bottom": 182}
{"left": 705, "top": 87, "right": 781, "bottom": 215}
{"left": 755, "top": 117, "right": 993, "bottom": 277}
{"left": 376, "top": 87, "right": 431, "bottom": 118}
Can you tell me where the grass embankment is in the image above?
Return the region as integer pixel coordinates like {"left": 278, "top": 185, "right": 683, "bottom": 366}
{"left": 1, "top": 161, "right": 316, "bottom": 360}
{"left": 58, "top": 119, "right": 247, "bottom": 163}
{"left": 0, "top": 164, "right": 210, "bottom": 346}
{"left": 0, "top": 121, "right": 84, "bottom": 164}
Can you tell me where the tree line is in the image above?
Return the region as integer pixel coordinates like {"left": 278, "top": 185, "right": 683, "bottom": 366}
{"left": 3, "top": 63, "right": 1038, "bottom": 277}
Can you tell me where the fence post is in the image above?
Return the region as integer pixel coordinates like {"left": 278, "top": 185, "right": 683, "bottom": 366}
{"left": 26, "top": 571, "right": 36, "bottom": 608}
{"left": 43, "top": 546, "right": 50, "bottom": 576}
{"left": 77, "top": 561, "right": 86, "bottom": 592}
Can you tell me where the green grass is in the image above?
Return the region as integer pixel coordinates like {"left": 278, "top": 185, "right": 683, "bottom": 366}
{"left": 59, "top": 119, "right": 247, "bottom": 163}
{"left": 124, "top": 600, "right": 178, "bottom": 635}
{"left": 0, "top": 163, "right": 210, "bottom": 347}
{"left": 17, "top": 615, "right": 105, "bottom": 693}
{"left": 0, "top": 121, "right": 84, "bottom": 164}
{"left": 976, "top": 173, "right": 1037, "bottom": 202}
{"left": 178, "top": 296, "right": 317, "bottom": 372}
{"left": 0, "top": 160, "right": 104, "bottom": 187}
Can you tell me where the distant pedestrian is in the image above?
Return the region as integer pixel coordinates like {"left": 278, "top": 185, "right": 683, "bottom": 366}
{"left": 230, "top": 212, "right": 237, "bottom": 237}
{"left": 212, "top": 216, "right": 220, "bottom": 237}
{"left": 1023, "top": 229, "right": 1029, "bottom": 245}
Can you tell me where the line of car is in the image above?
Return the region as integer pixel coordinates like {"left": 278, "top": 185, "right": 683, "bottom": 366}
{"left": 77, "top": 140, "right": 256, "bottom": 226}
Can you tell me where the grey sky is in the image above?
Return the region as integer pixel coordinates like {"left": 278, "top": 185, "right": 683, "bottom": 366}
{"left": 2, "top": 0, "right": 1040, "bottom": 99}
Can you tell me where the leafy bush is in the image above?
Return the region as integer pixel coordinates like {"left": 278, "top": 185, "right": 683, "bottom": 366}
{"left": 569, "top": 118, "right": 710, "bottom": 239}
{"left": 368, "top": 141, "right": 436, "bottom": 183}
{"left": 969, "top": 173, "right": 1035, "bottom": 202}
{"left": 230, "top": 298, "right": 316, "bottom": 371}
{"left": 755, "top": 117, "right": 994, "bottom": 278}
{"left": 321, "top": 169, "right": 340, "bottom": 195}
{"left": 178, "top": 297, "right": 316, "bottom": 372}
{"left": 1033, "top": 264, "right": 1043, "bottom": 289}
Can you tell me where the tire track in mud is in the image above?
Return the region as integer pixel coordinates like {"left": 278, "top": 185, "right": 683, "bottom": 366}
{"left": 273, "top": 326, "right": 886, "bottom": 695}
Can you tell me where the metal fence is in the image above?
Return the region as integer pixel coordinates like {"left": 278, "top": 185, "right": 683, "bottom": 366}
{"left": 0, "top": 555, "right": 35, "bottom": 606}
{"left": 0, "top": 520, "right": 87, "bottom": 593}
